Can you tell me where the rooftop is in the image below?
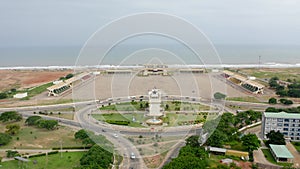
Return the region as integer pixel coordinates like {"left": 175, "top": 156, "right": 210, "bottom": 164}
{"left": 264, "top": 112, "right": 300, "bottom": 119}
{"left": 269, "top": 144, "right": 294, "bottom": 159}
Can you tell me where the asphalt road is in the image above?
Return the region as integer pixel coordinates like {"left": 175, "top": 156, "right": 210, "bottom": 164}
{"left": 1, "top": 97, "right": 299, "bottom": 169}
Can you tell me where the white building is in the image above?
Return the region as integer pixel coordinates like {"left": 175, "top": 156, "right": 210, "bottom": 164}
{"left": 13, "top": 92, "right": 28, "bottom": 99}
{"left": 148, "top": 88, "right": 163, "bottom": 117}
{"left": 262, "top": 112, "right": 300, "bottom": 141}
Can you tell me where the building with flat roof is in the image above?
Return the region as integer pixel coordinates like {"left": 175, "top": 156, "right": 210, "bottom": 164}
{"left": 47, "top": 73, "right": 90, "bottom": 96}
{"left": 262, "top": 112, "right": 300, "bottom": 141}
{"left": 141, "top": 64, "right": 168, "bottom": 76}
{"left": 269, "top": 144, "right": 294, "bottom": 163}
{"left": 13, "top": 92, "right": 28, "bottom": 99}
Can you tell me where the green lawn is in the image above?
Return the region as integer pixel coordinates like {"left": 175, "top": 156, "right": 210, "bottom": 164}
{"left": 92, "top": 113, "right": 146, "bottom": 127}
{"left": 163, "top": 101, "right": 211, "bottom": 111}
{"left": 0, "top": 151, "right": 85, "bottom": 169}
{"left": 226, "top": 96, "right": 261, "bottom": 103}
{"left": 224, "top": 141, "right": 247, "bottom": 151}
{"left": 99, "top": 101, "right": 148, "bottom": 111}
{"left": 163, "top": 113, "right": 205, "bottom": 126}
{"left": 292, "top": 142, "right": 300, "bottom": 152}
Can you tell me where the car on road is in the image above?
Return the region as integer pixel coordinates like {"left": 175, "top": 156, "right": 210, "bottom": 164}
{"left": 130, "top": 152, "right": 136, "bottom": 159}
{"left": 113, "top": 133, "right": 118, "bottom": 138}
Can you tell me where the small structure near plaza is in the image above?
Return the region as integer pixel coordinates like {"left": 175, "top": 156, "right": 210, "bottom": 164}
{"left": 269, "top": 144, "right": 294, "bottom": 163}
{"left": 146, "top": 88, "right": 163, "bottom": 125}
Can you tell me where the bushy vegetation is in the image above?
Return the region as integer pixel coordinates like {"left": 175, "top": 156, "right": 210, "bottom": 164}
{"left": 0, "top": 92, "right": 8, "bottom": 99}
{"left": 79, "top": 145, "right": 113, "bottom": 169}
{"left": 106, "top": 120, "right": 130, "bottom": 125}
{"left": 163, "top": 135, "right": 243, "bottom": 169}
{"left": 0, "top": 111, "right": 22, "bottom": 122}
{"left": 205, "top": 111, "right": 261, "bottom": 161}
{"left": 163, "top": 136, "right": 209, "bottom": 169}
{"left": 25, "top": 115, "right": 58, "bottom": 130}
{"left": 0, "top": 133, "right": 12, "bottom": 146}
{"left": 269, "top": 76, "right": 300, "bottom": 98}
{"left": 214, "top": 92, "right": 227, "bottom": 100}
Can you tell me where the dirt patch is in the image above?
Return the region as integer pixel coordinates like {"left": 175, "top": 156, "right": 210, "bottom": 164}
{"left": 144, "top": 154, "right": 164, "bottom": 168}
{"left": 0, "top": 69, "right": 72, "bottom": 91}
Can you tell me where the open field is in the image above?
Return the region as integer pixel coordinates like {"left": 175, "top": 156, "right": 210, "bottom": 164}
{"left": 237, "top": 68, "right": 300, "bottom": 82}
{"left": 0, "top": 69, "right": 71, "bottom": 92}
{"left": 0, "top": 120, "right": 82, "bottom": 149}
{"left": 0, "top": 151, "right": 85, "bottom": 169}
{"left": 70, "top": 73, "right": 248, "bottom": 101}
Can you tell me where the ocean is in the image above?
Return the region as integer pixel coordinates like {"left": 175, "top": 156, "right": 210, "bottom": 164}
{"left": 0, "top": 44, "right": 300, "bottom": 68}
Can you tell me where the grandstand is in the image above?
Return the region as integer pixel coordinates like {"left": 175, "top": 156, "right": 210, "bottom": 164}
{"left": 222, "top": 70, "right": 264, "bottom": 94}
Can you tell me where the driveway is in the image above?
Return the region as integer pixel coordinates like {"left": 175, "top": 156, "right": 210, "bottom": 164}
{"left": 286, "top": 141, "right": 300, "bottom": 168}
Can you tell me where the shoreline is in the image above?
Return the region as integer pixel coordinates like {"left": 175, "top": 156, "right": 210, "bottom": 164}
{"left": 1, "top": 63, "right": 300, "bottom": 70}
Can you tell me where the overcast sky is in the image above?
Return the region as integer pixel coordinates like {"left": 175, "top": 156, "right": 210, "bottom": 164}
{"left": 1, "top": 0, "right": 300, "bottom": 47}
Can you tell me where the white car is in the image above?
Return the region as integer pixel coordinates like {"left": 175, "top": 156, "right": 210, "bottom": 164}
{"left": 130, "top": 152, "right": 136, "bottom": 159}
{"left": 113, "top": 133, "right": 118, "bottom": 138}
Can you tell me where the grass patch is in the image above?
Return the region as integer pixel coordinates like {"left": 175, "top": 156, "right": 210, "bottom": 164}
{"left": 27, "top": 82, "right": 53, "bottom": 98}
{"left": 261, "top": 148, "right": 277, "bottom": 164}
{"left": 0, "top": 120, "right": 82, "bottom": 149}
{"left": 99, "top": 101, "right": 148, "bottom": 111}
{"left": 92, "top": 113, "right": 146, "bottom": 127}
{"left": 292, "top": 142, "right": 300, "bottom": 152}
{"left": 163, "top": 113, "right": 205, "bottom": 126}
{"left": 224, "top": 141, "right": 248, "bottom": 151}
{"left": 226, "top": 96, "right": 261, "bottom": 103}
{"left": 0, "top": 151, "right": 85, "bottom": 169}
{"left": 240, "top": 68, "right": 300, "bottom": 82}
{"left": 163, "top": 101, "right": 211, "bottom": 111}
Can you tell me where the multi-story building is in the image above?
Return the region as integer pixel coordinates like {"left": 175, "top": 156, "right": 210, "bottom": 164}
{"left": 261, "top": 112, "right": 300, "bottom": 141}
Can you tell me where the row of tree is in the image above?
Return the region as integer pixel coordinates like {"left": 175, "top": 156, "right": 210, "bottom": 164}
{"left": 265, "top": 106, "right": 300, "bottom": 113}
{"left": 268, "top": 97, "right": 293, "bottom": 105}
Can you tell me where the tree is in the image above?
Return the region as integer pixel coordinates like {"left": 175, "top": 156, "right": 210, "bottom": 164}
{"left": 80, "top": 145, "right": 113, "bottom": 169}
{"left": 6, "top": 150, "right": 19, "bottom": 158}
{"left": 241, "top": 134, "right": 260, "bottom": 152}
{"left": 0, "top": 133, "right": 12, "bottom": 146}
{"left": 268, "top": 98, "right": 277, "bottom": 104}
{"left": 165, "top": 104, "right": 169, "bottom": 110}
{"left": 269, "top": 77, "right": 279, "bottom": 88}
{"left": 65, "top": 73, "right": 74, "bottom": 79}
{"left": 214, "top": 92, "right": 226, "bottom": 100}
{"left": 6, "top": 124, "right": 20, "bottom": 135}
{"left": 37, "top": 120, "right": 58, "bottom": 130}
{"left": 0, "top": 111, "right": 22, "bottom": 122}
{"left": 265, "top": 107, "right": 279, "bottom": 112}
{"left": 25, "top": 116, "right": 42, "bottom": 126}
{"left": 75, "top": 129, "right": 89, "bottom": 140}
{"left": 163, "top": 156, "right": 208, "bottom": 169}
{"left": 186, "top": 135, "right": 200, "bottom": 147}
{"left": 266, "top": 130, "right": 285, "bottom": 146}
{"left": 206, "top": 130, "right": 228, "bottom": 147}
{"left": 0, "top": 92, "right": 8, "bottom": 99}
{"left": 284, "top": 100, "right": 293, "bottom": 105}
